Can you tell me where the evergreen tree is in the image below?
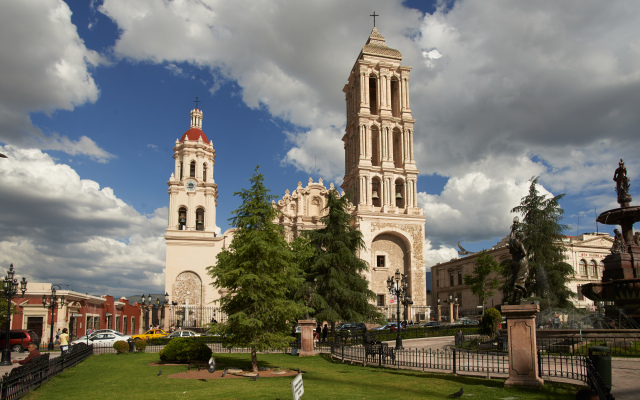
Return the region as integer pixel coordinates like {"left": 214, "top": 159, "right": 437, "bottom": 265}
{"left": 504, "top": 177, "right": 574, "bottom": 308}
{"left": 463, "top": 250, "right": 500, "bottom": 312}
{"left": 207, "top": 166, "right": 306, "bottom": 372}
{"left": 304, "top": 190, "right": 380, "bottom": 336}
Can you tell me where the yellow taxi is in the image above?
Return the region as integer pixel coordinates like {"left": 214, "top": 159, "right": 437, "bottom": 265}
{"left": 131, "top": 329, "right": 168, "bottom": 341}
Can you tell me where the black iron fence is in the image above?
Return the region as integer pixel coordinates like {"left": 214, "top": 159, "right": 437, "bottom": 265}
{"left": 0, "top": 343, "right": 93, "bottom": 400}
{"left": 537, "top": 335, "right": 640, "bottom": 357}
{"left": 166, "top": 306, "right": 227, "bottom": 332}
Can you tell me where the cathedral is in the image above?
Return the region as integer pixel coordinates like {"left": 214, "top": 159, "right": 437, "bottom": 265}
{"left": 164, "top": 27, "right": 428, "bottom": 326}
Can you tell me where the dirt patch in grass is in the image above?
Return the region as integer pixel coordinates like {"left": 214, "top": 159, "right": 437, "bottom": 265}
{"left": 148, "top": 362, "right": 300, "bottom": 380}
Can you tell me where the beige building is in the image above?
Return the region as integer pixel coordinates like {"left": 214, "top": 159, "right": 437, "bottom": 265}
{"left": 431, "top": 233, "right": 613, "bottom": 320}
{"left": 164, "top": 27, "right": 429, "bottom": 324}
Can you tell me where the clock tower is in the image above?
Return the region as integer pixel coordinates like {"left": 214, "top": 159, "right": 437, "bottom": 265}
{"left": 165, "top": 107, "right": 231, "bottom": 312}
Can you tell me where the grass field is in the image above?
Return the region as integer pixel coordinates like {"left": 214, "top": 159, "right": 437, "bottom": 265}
{"left": 22, "top": 352, "right": 582, "bottom": 399}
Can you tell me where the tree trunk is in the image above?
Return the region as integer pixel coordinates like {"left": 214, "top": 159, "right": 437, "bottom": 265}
{"left": 251, "top": 348, "right": 258, "bottom": 373}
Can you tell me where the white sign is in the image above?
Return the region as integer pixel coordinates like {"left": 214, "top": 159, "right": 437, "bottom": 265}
{"left": 291, "top": 373, "right": 304, "bottom": 400}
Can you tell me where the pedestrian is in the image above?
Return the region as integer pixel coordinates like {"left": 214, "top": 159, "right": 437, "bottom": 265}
{"left": 54, "top": 328, "right": 61, "bottom": 345}
{"left": 315, "top": 324, "right": 321, "bottom": 341}
{"left": 59, "top": 328, "right": 70, "bottom": 353}
{"left": 322, "top": 324, "right": 328, "bottom": 342}
{"left": 12, "top": 343, "right": 41, "bottom": 365}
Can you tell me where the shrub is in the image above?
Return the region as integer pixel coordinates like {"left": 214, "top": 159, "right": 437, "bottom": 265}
{"left": 481, "top": 308, "right": 502, "bottom": 338}
{"left": 159, "top": 338, "right": 212, "bottom": 362}
{"left": 114, "top": 340, "right": 129, "bottom": 354}
{"left": 135, "top": 340, "right": 147, "bottom": 352}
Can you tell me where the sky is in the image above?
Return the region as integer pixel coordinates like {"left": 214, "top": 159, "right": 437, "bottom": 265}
{"left": 1, "top": 0, "right": 638, "bottom": 299}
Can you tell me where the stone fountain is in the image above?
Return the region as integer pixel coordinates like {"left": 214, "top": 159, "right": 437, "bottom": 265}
{"left": 582, "top": 159, "right": 640, "bottom": 324}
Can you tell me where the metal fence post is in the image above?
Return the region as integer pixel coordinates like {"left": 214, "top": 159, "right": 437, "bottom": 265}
{"left": 537, "top": 350, "right": 542, "bottom": 377}
{"left": 453, "top": 349, "right": 456, "bottom": 374}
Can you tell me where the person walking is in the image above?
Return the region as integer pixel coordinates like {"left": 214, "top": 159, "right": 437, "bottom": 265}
{"left": 321, "top": 324, "right": 328, "bottom": 342}
{"left": 59, "top": 328, "right": 70, "bottom": 353}
{"left": 54, "top": 328, "right": 61, "bottom": 345}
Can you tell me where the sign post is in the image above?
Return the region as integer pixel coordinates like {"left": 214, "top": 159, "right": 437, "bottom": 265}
{"left": 291, "top": 373, "right": 304, "bottom": 399}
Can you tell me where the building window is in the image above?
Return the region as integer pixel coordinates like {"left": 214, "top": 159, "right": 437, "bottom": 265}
{"left": 123, "top": 316, "right": 128, "bottom": 335}
{"left": 579, "top": 259, "right": 587, "bottom": 276}
{"left": 458, "top": 272, "right": 463, "bottom": 286}
{"left": 131, "top": 317, "right": 136, "bottom": 335}
{"left": 377, "top": 294, "right": 385, "bottom": 306}
{"left": 588, "top": 260, "right": 597, "bottom": 277}
{"left": 115, "top": 316, "right": 121, "bottom": 332}
{"left": 369, "top": 75, "right": 377, "bottom": 115}
{"left": 395, "top": 179, "right": 405, "bottom": 208}
{"left": 449, "top": 273, "right": 454, "bottom": 287}
{"left": 599, "top": 261, "right": 604, "bottom": 277}
{"left": 203, "top": 163, "right": 207, "bottom": 182}
{"left": 190, "top": 161, "right": 196, "bottom": 177}
{"left": 179, "top": 162, "right": 183, "bottom": 180}
{"left": 376, "top": 255, "right": 385, "bottom": 268}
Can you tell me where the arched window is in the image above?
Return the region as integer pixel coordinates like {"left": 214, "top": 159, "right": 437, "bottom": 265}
{"left": 371, "top": 126, "right": 380, "bottom": 166}
{"left": 579, "top": 259, "right": 587, "bottom": 275}
{"left": 195, "top": 208, "right": 205, "bottom": 231}
{"left": 598, "top": 260, "right": 604, "bottom": 277}
{"left": 395, "top": 179, "right": 405, "bottom": 208}
{"left": 203, "top": 163, "right": 207, "bottom": 182}
{"left": 390, "top": 77, "right": 400, "bottom": 117}
{"left": 588, "top": 260, "right": 597, "bottom": 276}
{"left": 369, "top": 75, "right": 377, "bottom": 115}
{"left": 371, "top": 177, "right": 382, "bottom": 208}
{"left": 393, "top": 129, "right": 402, "bottom": 168}
{"left": 178, "top": 207, "right": 187, "bottom": 230}
{"left": 190, "top": 161, "right": 196, "bottom": 177}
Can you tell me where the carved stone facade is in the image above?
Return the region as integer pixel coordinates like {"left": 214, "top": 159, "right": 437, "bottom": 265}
{"left": 165, "top": 28, "right": 428, "bottom": 321}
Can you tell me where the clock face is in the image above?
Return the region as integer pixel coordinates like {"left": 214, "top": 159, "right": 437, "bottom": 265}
{"left": 185, "top": 180, "right": 197, "bottom": 191}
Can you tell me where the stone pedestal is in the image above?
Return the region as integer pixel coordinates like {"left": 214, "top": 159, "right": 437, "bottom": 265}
{"left": 437, "top": 305, "right": 441, "bottom": 322}
{"left": 502, "top": 304, "right": 543, "bottom": 388}
{"left": 297, "top": 319, "right": 317, "bottom": 356}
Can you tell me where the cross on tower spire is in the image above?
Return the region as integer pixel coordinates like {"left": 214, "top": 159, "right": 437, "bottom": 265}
{"left": 370, "top": 11, "right": 379, "bottom": 27}
{"left": 193, "top": 96, "right": 200, "bottom": 109}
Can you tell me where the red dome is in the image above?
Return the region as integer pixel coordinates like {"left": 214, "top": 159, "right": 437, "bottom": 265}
{"left": 180, "top": 128, "right": 209, "bottom": 143}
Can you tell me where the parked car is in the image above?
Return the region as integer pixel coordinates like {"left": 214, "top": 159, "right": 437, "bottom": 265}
{"left": 72, "top": 333, "right": 131, "bottom": 347}
{"left": 166, "top": 330, "right": 199, "bottom": 338}
{"left": 0, "top": 330, "right": 40, "bottom": 351}
{"left": 374, "top": 323, "right": 398, "bottom": 332}
{"left": 87, "top": 329, "right": 124, "bottom": 337}
{"left": 420, "top": 321, "right": 442, "bottom": 328}
{"left": 336, "top": 323, "right": 367, "bottom": 333}
{"left": 456, "top": 318, "right": 479, "bottom": 326}
{"left": 131, "top": 329, "right": 169, "bottom": 341}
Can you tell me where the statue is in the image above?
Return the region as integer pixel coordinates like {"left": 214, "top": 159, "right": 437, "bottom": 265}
{"left": 613, "top": 159, "right": 631, "bottom": 206}
{"left": 611, "top": 228, "right": 626, "bottom": 254}
{"left": 509, "top": 217, "right": 529, "bottom": 302}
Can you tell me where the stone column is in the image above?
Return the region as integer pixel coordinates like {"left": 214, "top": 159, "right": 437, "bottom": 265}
{"left": 449, "top": 302, "right": 454, "bottom": 322}
{"left": 437, "top": 305, "right": 441, "bottom": 322}
{"left": 297, "top": 319, "right": 317, "bottom": 356}
{"left": 502, "top": 304, "right": 543, "bottom": 388}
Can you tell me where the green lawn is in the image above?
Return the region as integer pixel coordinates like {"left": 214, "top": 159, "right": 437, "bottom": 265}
{"left": 23, "top": 352, "right": 581, "bottom": 400}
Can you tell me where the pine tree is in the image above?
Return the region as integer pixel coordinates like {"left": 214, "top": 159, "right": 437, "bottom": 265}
{"left": 504, "top": 177, "right": 574, "bottom": 308}
{"left": 207, "top": 166, "right": 306, "bottom": 372}
{"left": 304, "top": 190, "right": 380, "bottom": 336}
{"left": 463, "top": 250, "right": 500, "bottom": 312}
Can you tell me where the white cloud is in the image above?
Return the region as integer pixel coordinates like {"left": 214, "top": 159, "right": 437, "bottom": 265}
{"left": 0, "top": 0, "right": 111, "bottom": 161}
{"left": 0, "top": 145, "right": 165, "bottom": 296}
{"left": 425, "top": 239, "right": 458, "bottom": 269}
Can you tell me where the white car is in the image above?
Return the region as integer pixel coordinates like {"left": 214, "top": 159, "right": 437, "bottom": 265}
{"left": 166, "top": 330, "right": 199, "bottom": 338}
{"left": 72, "top": 333, "right": 132, "bottom": 347}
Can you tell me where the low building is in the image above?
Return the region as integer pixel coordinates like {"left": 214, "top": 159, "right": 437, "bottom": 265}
{"left": 430, "top": 233, "right": 613, "bottom": 320}
{"left": 9, "top": 283, "right": 144, "bottom": 344}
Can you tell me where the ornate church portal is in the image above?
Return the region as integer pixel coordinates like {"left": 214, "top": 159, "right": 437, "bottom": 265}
{"left": 165, "top": 27, "right": 428, "bottom": 325}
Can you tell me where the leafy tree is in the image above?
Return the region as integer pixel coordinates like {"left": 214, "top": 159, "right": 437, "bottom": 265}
{"left": 503, "top": 177, "right": 574, "bottom": 308}
{"left": 463, "top": 250, "right": 500, "bottom": 312}
{"left": 480, "top": 307, "right": 502, "bottom": 338}
{"left": 304, "top": 190, "right": 381, "bottom": 336}
{"left": 207, "top": 166, "right": 307, "bottom": 372}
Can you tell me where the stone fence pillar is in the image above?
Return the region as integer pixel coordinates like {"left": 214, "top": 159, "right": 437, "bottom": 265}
{"left": 297, "top": 319, "right": 316, "bottom": 356}
{"left": 502, "top": 303, "right": 543, "bottom": 388}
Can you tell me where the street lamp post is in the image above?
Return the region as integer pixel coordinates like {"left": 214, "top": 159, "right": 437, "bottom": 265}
{"left": 42, "top": 285, "right": 65, "bottom": 351}
{"left": 387, "top": 269, "right": 410, "bottom": 350}
{"left": 141, "top": 293, "right": 169, "bottom": 329}
{"left": 1, "top": 264, "right": 27, "bottom": 366}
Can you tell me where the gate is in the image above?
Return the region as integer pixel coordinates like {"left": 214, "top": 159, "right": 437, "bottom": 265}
{"left": 167, "top": 306, "right": 226, "bottom": 332}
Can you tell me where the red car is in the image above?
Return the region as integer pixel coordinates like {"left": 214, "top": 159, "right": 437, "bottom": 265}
{"left": 0, "top": 330, "right": 40, "bottom": 351}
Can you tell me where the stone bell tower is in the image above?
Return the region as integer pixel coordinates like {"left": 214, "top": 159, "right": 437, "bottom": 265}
{"left": 165, "top": 107, "right": 229, "bottom": 311}
{"left": 341, "top": 27, "right": 427, "bottom": 317}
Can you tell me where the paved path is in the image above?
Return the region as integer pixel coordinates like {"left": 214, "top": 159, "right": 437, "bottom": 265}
{"left": 388, "top": 336, "right": 638, "bottom": 400}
